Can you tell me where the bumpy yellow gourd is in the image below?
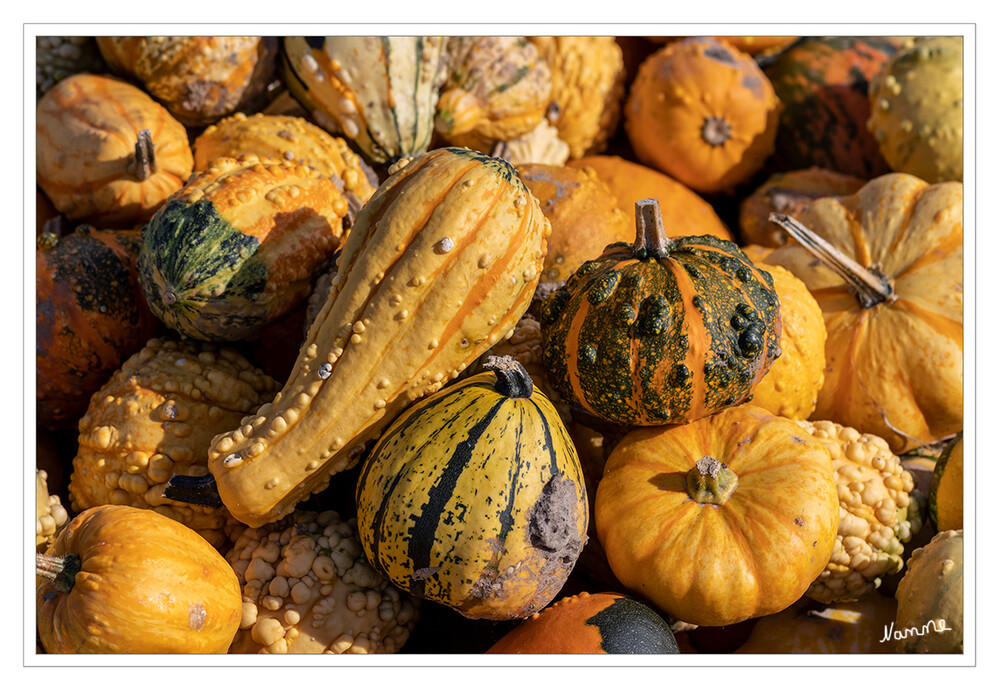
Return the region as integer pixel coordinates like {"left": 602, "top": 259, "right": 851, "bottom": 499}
{"left": 207, "top": 147, "right": 550, "bottom": 527}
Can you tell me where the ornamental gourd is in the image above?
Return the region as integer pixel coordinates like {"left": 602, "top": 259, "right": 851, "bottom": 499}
{"left": 283, "top": 36, "right": 448, "bottom": 165}
{"left": 96, "top": 36, "right": 279, "bottom": 127}
{"left": 356, "top": 356, "right": 587, "bottom": 620}
{"left": 138, "top": 154, "right": 352, "bottom": 342}
{"left": 595, "top": 404, "right": 840, "bottom": 627}
{"left": 930, "top": 435, "right": 963, "bottom": 532}
{"left": 867, "top": 37, "right": 963, "bottom": 183}
{"left": 36, "top": 505, "right": 242, "bottom": 654}
{"left": 892, "top": 529, "right": 963, "bottom": 653}
{"left": 766, "top": 174, "right": 962, "bottom": 452}
{"left": 624, "top": 37, "right": 780, "bottom": 193}
{"left": 36, "top": 469, "right": 68, "bottom": 551}
{"left": 540, "top": 198, "right": 781, "bottom": 427}
{"left": 204, "top": 147, "right": 550, "bottom": 528}
{"left": 35, "top": 36, "right": 106, "bottom": 100}
{"left": 36, "top": 73, "right": 193, "bottom": 228}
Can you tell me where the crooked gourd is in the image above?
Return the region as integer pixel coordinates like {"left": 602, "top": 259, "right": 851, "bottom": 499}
{"left": 205, "top": 147, "right": 550, "bottom": 527}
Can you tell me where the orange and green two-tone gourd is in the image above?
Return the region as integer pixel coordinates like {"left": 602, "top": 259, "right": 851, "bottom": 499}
{"left": 539, "top": 198, "right": 781, "bottom": 426}
{"left": 204, "top": 147, "right": 550, "bottom": 528}
{"left": 356, "top": 356, "right": 586, "bottom": 621}
{"left": 137, "top": 154, "right": 352, "bottom": 342}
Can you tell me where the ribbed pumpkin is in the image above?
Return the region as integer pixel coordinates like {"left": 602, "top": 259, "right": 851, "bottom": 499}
{"left": 356, "top": 356, "right": 586, "bottom": 621}
{"left": 525, "top": 36, "right": 626, "bottom": 158}
{"left": 283, "top": 36, "right": 448, "bottom": 165}
{"left": 516, "top": 163, "right": 632, "bottom": 283}
{"left": 595, "top": 404, "right": 840, "bottom": 627}
{"left": 486, "top": 592, "right": 679, "bottom": 654}
{"left": 192, "top": 112, "right": 378, "bottom": 205}
{"left": 867, "top": 37, "right": 964, "bottom": 183}
{"left": 96, "top": 36, "right": 279, "bottom": 127}
{"left": 567, "top": 155, "right": 733, "bottom": 242}
{"left": 540, "top": 198, "right": 781, "bottom": 427}
{"left": 745, "top": 264, "right": 826, "bottom": 420}
{"left": 624, "top": 37, "right": 780, "bottom": 193}
{"left": 737, "top": 168, "right": 867, "bottom": 248}
{"left": 436, "top": 37, "right": 553, "bottom": 153}
{"left": 205, "top": 147, "right": 550, "bottom": 528}
{"left": 36, "top": 226, "right": 159, "bottom": 429}
{"left": 137, "top": 154, "right": 351, "bottom": 342}
{"left": 735, "top": 592, "right": 899, "bottom": 654}
{"left": 766, "top": 174, "right": 963, "bottom": 452}
{"left": 36, "top": 505, "right": 242, "bottom": 653}
{"left": 68, "top": 338, "right": 279, "bottom": 549}
{"left": 930, "top": 435, "right": 963, "bottom": 531}
{"left": 36, "top": 73, "right": 193, "bottom": 228}
{"left": 764, "top": 36, "right": 902, "bottom": 178}
{"left": 892, "top": 529, "right": 963, "bottom": 653}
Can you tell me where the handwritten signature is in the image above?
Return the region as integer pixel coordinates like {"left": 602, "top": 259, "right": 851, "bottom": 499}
{"left": 880, "top": 618, "right": 953, "bottom": 644}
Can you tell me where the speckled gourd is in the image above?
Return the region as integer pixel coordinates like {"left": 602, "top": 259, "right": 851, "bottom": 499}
{"left": 207, "top": 147, "right": 550, "bottom": 528}
{"left": 282, "top": 37, "right": 448, "bottom": 165}
{"left": 356, "top": 356, "right": 587, "bottom": 620}
{"left": 137, "top": 154, "right": 352, "bottom": 342}
{"left": 68, "top": 338, "right": 280, "bottom": 549}
{"left": 867, "top": 37, "right": 963, "bottom": 183}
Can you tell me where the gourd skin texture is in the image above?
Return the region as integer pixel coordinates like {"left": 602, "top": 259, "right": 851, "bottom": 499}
{"left": 193, "top": 113, "right": 378, "bottom": 205}
{"left": 69, "top": 338, "right": 280, "bottom": 548}
{"left": 36, "top": 74, "right": 193, "bottom": 227}
{"left": 226, "top": 510, "right": 419, "bottom": 653}
{"left": 36, "top": 505, "right": 242, "bottom": 654}
{"left": 208, "top": 147, "right": 550, "bottom": 528}
{"left": 766, "top": 173, "right": 963, "bottom": 452}
{"left": 36, "top": 469, "right": 68, "bottom": 550}
{"left": 625, "top": 37, "right": 780, "bottom": 193}
{"left": 35, "top": 36, "right": 107, "bottom": 99}
{"left": 930, "top": 436, "right": 963, "bottom": 531}
{"left": 486, "top": 592, "right": 679, "bottom": 654}
{"left": 356, "top": 367, "right": 586, "bottom": 621}
{"left": 893, "top": 529, "right": 962, "bottom": 653}
{"left": 540, "top": 226, "right": 781, "bottom": 427}
{"left": 595, "top": 405, "right": 840, "bottom": 627}
{"left": 868, "top": 37, "right": 963, "bottom": 184}
{"left": 96, "top": 36, "right": 278, "bottom": 127}
{"left": 138, "top": 155, "right": 350, "bottom": 342}
{"left": 283, "top": 37, "right": 448, "bottom": 164}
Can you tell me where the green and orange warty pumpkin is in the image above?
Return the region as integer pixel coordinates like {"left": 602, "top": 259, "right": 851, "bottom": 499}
{"left": 137, "top": 154, "right": 352, "bottom": 342}
{"left": 595, "top": 404, "right": 840, "bottom": 627}
{"left": 205, "top": 147, "right": 550, "bottom": 528}
{"left": 356, "top": 356, "right": 587, "bottom": 621}
{"left": 540, "top": 198, "right": 781, "bottom": 426}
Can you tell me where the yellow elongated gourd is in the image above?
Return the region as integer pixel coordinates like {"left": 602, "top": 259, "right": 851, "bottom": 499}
{"left": 207, "top": 147, "right": 551, "bottom": 527}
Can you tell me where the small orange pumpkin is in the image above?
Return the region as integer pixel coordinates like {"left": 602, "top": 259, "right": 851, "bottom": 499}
{"left": 624, "top": 37, "right": 780, "bottom": 193}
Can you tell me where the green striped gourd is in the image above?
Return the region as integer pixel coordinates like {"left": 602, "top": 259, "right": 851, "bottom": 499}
{"left": 356, "top": 356, "right": 587, "bottom": 621}
{"left": 207, "top": 147, "right": 550, "bottom": 528}
{"left": 540, "top": 198, "right": 782, "bottom": 426}
{"left": 282, "top": 36, "right": 448, "bottom": 165}
{"left": 137, "top": 154, "right": 352, "bottom": 342}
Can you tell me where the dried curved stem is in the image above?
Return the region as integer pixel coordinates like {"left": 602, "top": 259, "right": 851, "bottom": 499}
{"left": 768, "top": 212, "right": 894, "bottom": 309}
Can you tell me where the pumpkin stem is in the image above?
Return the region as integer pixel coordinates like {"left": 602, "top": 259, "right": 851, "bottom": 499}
{"left": 128, "top": 129, "right": 157, "bottom": 181}
{"left": 634, "top": 198, "right": 673, "bottom": 259}
{"left": 701, "top": 116, "right": 733, "bottom": 147}
{"left": 768, "top": 213, "right": 894, "bottom": 309}
{"left": 162, "top": 472, "right": 224, "bottom": 508}
{"left": 36, "top": 552, "right": 81, "bottom": 594}
{"left": 686, "top": 456, "right": 739, "bottom": 505}
{"left": 482, "top": 355, "right": 534, "bottom": 399}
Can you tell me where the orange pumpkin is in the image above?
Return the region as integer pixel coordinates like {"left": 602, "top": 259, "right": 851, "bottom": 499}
{"left": 624, "top": 37, "right": 780, "bottom": 193}
{"left": 766, "top": 173, "right": 962, "bottom": 452}
{"left": 595, "top": 404, "right": 840, "bottom": 627}
{"left": 567, "top": 155, "right": 733, "bottom": 241}
{"left": 36, "top": 505, "right": 242, "bottom": 653}
{"left": 36, "top": 73, "right": 193, "bottom": 228}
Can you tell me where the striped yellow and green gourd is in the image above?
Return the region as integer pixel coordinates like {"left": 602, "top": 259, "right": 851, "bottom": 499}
{"left": 539, "top": 198, "right": 782, "bottom": 426}
{"left": 282, "top": 36, "right": 448, "bottom": 165}
{"left": 205, "top": 147, "right": 550, "bottom": 528}
{"left": 356, "top": 356, "right": 587, "bottom": 621}
{"left": 137, "top": 154, "right": 352, "bottom": 342}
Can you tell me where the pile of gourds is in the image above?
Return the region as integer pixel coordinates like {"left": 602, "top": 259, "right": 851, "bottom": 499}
{"left": 34, "top": 33, "right": 965, "bottom": 656}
